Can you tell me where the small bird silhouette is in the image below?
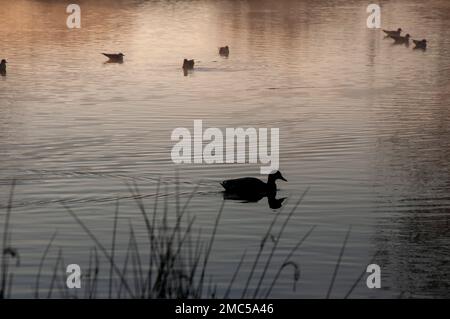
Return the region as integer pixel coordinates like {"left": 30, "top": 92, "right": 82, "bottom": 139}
{"left": 383, "top": 28, "right": 402, "bottom": 37}
{"left": 219, "top": 46, "right": 229, "bottom": 57}
{"left": 0, "top": 59, "right": 7, "bottom": 76}
{"left": 413, "top": 39, "right": 427, "bottom": 50}
{"left": 102, "top": 53, "right": 124, "bottom": 63}
{"left": 182, "top": 59, "right": 194, "bottom": 70}
{"left": 391, "top": 34, "right": 410, "bottom": 45}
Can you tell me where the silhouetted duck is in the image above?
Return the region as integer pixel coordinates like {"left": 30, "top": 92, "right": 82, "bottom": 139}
{"left": 383, "top": 28, "right": 402, "bottom": 37}
{"left": 182, "top": 59, "right": 194, "bottom": 70}
{"left": 0, "top": 59, "right": 7, "bottom": 76}
{"left": 221, "top": 171, "right": 287, "bottom": 197}
{"left": 219, "top": 46, "right": 229, "bottom": 56}
{"left": 391, "top": 34, "right": 410, "bottom": 45}
{"left": 102, "top": 53, "right": 124, "bottom": 63}
{"left": 413, "top": 39, "right": 427, "bottom": 50}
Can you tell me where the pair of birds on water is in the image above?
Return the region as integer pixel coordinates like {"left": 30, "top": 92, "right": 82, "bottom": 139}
{"left": 182, "top": 45, "right": 229, "bottom": 71}
{"left": 221, "top": 171, "right": 287, "bottom": 208}
{"left": 382, "top": 28, "right": 427, "bottom": 49}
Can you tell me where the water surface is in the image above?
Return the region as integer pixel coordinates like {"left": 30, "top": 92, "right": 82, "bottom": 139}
{"left": 1, "top": 0, "right": 450, "bottom": 298}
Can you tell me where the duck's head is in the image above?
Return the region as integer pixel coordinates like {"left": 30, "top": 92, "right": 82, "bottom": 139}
{"left": 422, "top": 39, "right": 427, "bottom": 43}
{"left": 397, "top": 28, "right": 402, "bottom": 32}
{"left": 1, "top": 59, "right": 7, "bottom": 64}
{"left": 118, "top": 53, "right": 124, "bottom": 57}
{"left": 268, "top": 170, "right": 287, "bottom": 182}
{"left": 405, "top": 34, "right": 410, "bottom": 38}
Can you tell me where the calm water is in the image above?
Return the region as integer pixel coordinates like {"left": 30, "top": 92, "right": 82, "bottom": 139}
{"left": 1, "top": 0, "right": 450, "bottom": 298}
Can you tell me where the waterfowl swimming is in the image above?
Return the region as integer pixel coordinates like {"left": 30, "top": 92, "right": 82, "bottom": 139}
{"left": 383, "top": 28, "right": 402, "bottom": 37}
{"left": 102, "top": 53, "right": 124, "bottom": 62}
{"left": 221, "top": 171, "right": 287, "bottom": 197}
{"left": 0, "top": 59, "right": 7, "bottom": 75}
{"left": 413, "top": 39, "right": 427, "bottom": 49}
{"left": 391, "top": 33, "right": 410, "bottom": 45}
{"left": 219, "top": 46, "right": 229, "bottom": 56}
{"left": 182, "top": 59, "right": 194, "bottom": 70}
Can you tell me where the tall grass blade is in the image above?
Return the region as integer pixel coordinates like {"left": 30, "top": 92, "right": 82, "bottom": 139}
{"left": 264, "top": 225, "right": 316, "bottom": 298}
{"left": 0, "top": 179, "right": 16, "bottom": 299}
{"left": 252, "top": 188, "right": 309, "bottom": 298}
{"left": 326, "top": 225, "right": 352, "bottom": 299}
{"left": 34, "top": 231, "right": 58, "bottom": 299}
{"left": 62, "top": 203, "right": 135, "bottom": 298}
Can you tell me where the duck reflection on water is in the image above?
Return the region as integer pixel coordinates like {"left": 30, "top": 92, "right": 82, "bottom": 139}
{"left": 222, "top": 191, "right": 287, "bottom": 209}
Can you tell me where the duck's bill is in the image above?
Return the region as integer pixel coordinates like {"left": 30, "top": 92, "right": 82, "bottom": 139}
{"left": 280, "top": 176, "right": 287, "bottom": 181}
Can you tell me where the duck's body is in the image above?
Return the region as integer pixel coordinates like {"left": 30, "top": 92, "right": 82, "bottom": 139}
{"left": 102, "top": 53, "right": 124, "bottom": 62}
{"left": 221, "top": 171, "right": 287, "bottom": 197}
{"left": 383, "top": 28, "right": 402, "bottom": 37}
{"left": 219, "top": 46, "right": 229, "bottom": 56}
{"left": 222, "top": 177, "right": 270, "bottom": 194}
{"left": 0, "top": 59, "right": 7, "bottom": 75}
{"left": 182, "top": 59, "right": 194, "bottom": 70}
{"left": 391, "top": 34, "right": 410, "bottom": 44}
{"left": 413, "top": 39, "right": 427, "bottom": 49}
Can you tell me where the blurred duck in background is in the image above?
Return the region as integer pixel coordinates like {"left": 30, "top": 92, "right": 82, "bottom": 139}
{"left": 182, "top": 59, "right": 194, "bottom": 70}
{"left": 219, "top": 46, "right": 229, "bottom": 57}
{"left": 0, "top": 59, "right": 7, "bottom": 76}
{"left": 413, "top": 39, "right": 427, "bottom": 50}
{"left": 102, "top": 53, "right": 124, "bottom": 63}
{"left": 383, "top": 28, "right": 402, "bottom": 37}
{"left": 391, "top": 34, "right": 410, "bottom": 45}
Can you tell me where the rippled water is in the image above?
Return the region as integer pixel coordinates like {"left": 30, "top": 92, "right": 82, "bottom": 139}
{"left": 1, "top": 0, "right": 450, "bottom": 298}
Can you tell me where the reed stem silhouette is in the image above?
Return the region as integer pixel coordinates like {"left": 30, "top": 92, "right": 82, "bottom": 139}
{"left": 326, "top": 225, "right": 352, "bottom": 299}
{"left": 0, "top": 180, "right": 16, "bottom": 299}
{"left": 0, "top": 179, "right": 375, "bottom": 299}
